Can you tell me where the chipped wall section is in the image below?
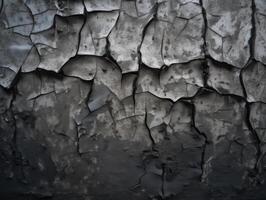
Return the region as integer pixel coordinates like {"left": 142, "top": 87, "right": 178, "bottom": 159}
{"left": 1, "top": 0, "right": 266, "bottom": 200}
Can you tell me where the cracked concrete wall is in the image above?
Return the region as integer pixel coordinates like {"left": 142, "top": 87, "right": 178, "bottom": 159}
{"left": 0, "top": 0, "right": 266, "bottom": 200}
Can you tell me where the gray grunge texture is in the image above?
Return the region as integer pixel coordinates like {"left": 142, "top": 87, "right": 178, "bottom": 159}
{"left": 0, "top": 0, "right": 266, "bottom": 200}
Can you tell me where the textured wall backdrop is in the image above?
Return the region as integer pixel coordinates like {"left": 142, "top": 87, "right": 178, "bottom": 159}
{"left": 1, "top": 0, "right": 266, "bottom": 199}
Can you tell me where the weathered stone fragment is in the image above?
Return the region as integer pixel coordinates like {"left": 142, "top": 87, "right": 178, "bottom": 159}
{"left": 194, "top": 91, "right": 250, "bottom": 143}
{"left": 160, "top": 2, "right": 205, "bottom": 65}
{"left": 157, "top": 0, "right": 201, "bottom": 23}
{"left": 0, "top": 0, "right": 33, "bottom": 36}
{"left": 135, "top": 92, "right": 172, "bottom": 131}
{"left": 53, "top": 0, "right": 84, "bottom": 16}
{"left": 165, "top": 101, "right": 204, "bottom": 148}
{"left": 121, "top": 0, "right": 138, "bottom": 17}
{"left": 84, "top": 0, "right": 121, "bottom": 12}
{"left": 242, "top": 61, "right": 266, "bottom": 102}
{"left": 24, "top": 0, "right": 52, "bottom": 15}
{"left": 87, "top": 11, "right": 118, "bottom": 38}
{"left": 21, "top": 46, "right": 40, "bottom": 72}
{"left": 108, "top": 12, "right": 152, "bottom": 73}
{"left": 137, "top": 60, "right": 204, "bottom": 101}
{"left": 63, "top": 56, "right": 135, "bottom": 111}
{"left": 62, "top": 56, "right": 96, "bottom": 81}
{"left": 78, "top": 94, "right": 155, "bottom": 154}
{"left": 250, "top": 102, "right": 266, "bottom": 143}
{"left": 203, "top": 0, "right": 252, "bottom": 68}
{"left": 27, "top": 0, "right": 84, "bottom": 33}
{"left": 0, "top": 25, "right": 32, "bottom": 88}
{"left": 140, "top": 20, "right": 167, "bottom": 69}
{"left": 32, "top": 10, "right": 57, "bottom": 33}
{"left": 254, "top": 0, "right": 266, "bottom": 65}
{"left": 92, "top": 57, "right": 130, "bottom": 100}
{"left": 207, "top": 59, "right": 243, "bottom": 96}
{"left": 31, "top": 16, "right": 84, "bottom": 72}
{"left": 78, "top": 11, "right": 119, "bottom": 56}
{"left": 136, "top": 0, "right": 156, "bottom": 16}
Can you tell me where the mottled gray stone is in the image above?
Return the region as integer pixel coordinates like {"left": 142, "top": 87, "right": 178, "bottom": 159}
{"left": 24, "top": 0, "right": 52, "bottom": 15}
{"left": 163, "top": 15, "right": 205, "bottom": 65}
{"left": 21, "top": 46, "right": 40, "bottom": 72}
{"left": 62, "top": 56, "right": 96, "bottom": 81}
{"left": 31, "top": 16, "right": 84, "bottom": 72}
{"left": 242, "top": 62, "right": 266, "bottom": 102}
{"left": 53, "top": 0, "right": 84, "bottom": 16}
{"left": 140, "top": 20, "right": 167, "bottom": 69}
{"left": 32, "top": 10, "right": 58, "bottom": 33}
{"left": 157, "top": 0, "right": 202, "bottom": 23}
{"left": 13, "top": 73, "right": 41, "bottom": 113}
{"left": 28, "top": 0, "right": 84, "bottom": 33}
{"left": 69, "top": 56, "right": 135, "bottom": 111}
{"left": 114, "top": 99, "right": 149, "bottom": 144}
{"left": 89, "top": 81, "right": 137, "bottom": 120}
{"left": 93, "top": 57, "right": 131, "bottom": 99}
{"left": 105, "top": 96, "right": 132, "bottom": 122}
{"left": 87, "top": 11, "right": 119, "bottom": 38}
{"left": 135, "top": 92, "right": 172, "bottom": 131}
{"left": 78, "top": 106, "right": 114, "bottom": 144}
{"left": 79, "top": 97, "right": 152, "bottom": 154}
{"left": 207, "top": 59, "right": 243, "bottom": 96}
{"left": 157, "top": 1, "right": 205, "bottom": 65}
{"left": 136, "top": 0, "right": 156, "bottom": 16}
{"left": 84, "top": 0, "right": 121, "bottom": 12}
{"left": 157, "top": 0, "right": 201, "bottom": 23}
{"left": 121, "top": 0, "right": 138, "bottom": 17}
{"left": 78, "top": 11, "right": 119, "bottom": 56}
{"left": 254, "top": 14, "right": 266, "bottom": 64}
{"left": 80, "top": 92, "right": 175, "bottom": 156}
{"left": 194, "top": 91, "right": 252, "bottom": 144}
{"left": 250, "top": 102, "right": 266, "bottom": 143}
{"left": 108, "top": 12, "right": 153, "bottom": 73}
{"left": 0, "top": 0, "right": 33, "bottom": 35}
{"left": 87, "top": 85, "right": 113, "bottom": 112}
{"left": 0, "top": 68, "right": 17, "bottom": 89}
{"left": 115, "top": 114, "right": 151, "bottom": 145}
{"left": 180, "top": 0, "right": 199, "bottom": 3}
{"left": 121, "top": 73, "right": 138, "bottom": 98}
{"left": 0, "top": 25, "right": 32, "bottom": 88}
{"left": 203, "top": 0, "right": 252, "bottom": 68}
{"left": 165, "top": 101, "right": 204, "bottom": 148}
{"left": 137, "top": 60, "right": 204, "bottom": 101}
{"left": 254, "top": 0, "right": 266, "bottom": 65}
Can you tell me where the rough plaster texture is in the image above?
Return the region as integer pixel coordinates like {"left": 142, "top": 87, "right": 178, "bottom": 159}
{"left": 0, "top": 0, "right": 266, "bottom": 200}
